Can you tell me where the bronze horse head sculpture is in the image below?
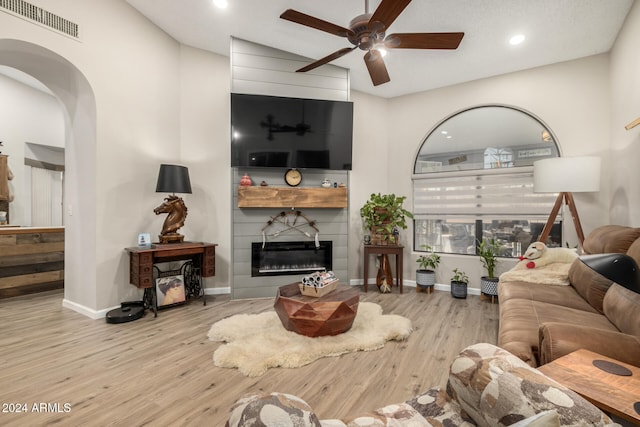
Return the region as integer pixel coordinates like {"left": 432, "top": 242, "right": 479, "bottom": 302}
{"left": 154, "top": 194, "right": 188, "bottom": 243}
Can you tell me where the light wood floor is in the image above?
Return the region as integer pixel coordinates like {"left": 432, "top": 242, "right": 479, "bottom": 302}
{"left": 0, "top": 287, "right": 499, "bottom": 426}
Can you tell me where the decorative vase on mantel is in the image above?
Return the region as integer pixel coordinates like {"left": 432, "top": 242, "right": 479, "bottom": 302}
{"left": 240, "top": 173, "right": 252, "bottom": 186}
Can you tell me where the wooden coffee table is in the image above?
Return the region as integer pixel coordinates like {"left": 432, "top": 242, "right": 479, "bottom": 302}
{"left": 274, "top": 282, "right": 359, "bottom": 337}
{"left": 538, "top": 349, "right": 640, "bottom": 424}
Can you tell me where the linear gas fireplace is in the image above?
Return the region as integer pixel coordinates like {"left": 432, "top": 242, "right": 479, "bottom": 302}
{"left": 251, "top": 241, "right": 332, "bottom": 277}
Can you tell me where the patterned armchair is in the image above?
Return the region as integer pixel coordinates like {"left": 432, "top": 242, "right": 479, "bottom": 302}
{"left": 226, "top": 343, "right": 616, "bottom": 426}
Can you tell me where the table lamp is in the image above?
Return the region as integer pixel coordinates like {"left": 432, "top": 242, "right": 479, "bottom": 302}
{"left": 154, "top": 164, "right": 192, "bottom": 243}
{"left": 533, "top": 156, "right": 601, "bottom": 247}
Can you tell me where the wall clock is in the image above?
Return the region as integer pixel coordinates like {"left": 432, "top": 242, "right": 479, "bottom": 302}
{"left": 284, "top": 168, "right": 302, "bottom": 186}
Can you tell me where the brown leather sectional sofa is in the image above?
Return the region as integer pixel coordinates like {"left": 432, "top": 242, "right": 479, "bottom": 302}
{"left": 498, "top": 225, "right": 640, "bottom": 367}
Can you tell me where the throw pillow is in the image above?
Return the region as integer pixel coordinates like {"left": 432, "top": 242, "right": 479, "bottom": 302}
{"left": 227, "top": 392, "right": 321, "bottom": 427}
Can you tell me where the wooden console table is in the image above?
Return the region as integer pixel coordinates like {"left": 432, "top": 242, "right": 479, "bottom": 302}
{"left": 125, "top": 242, "right": 216, "bottom": 315}
{"left": 363, "top": 244, "right": 403, "bottom": 293}
{"left": 538, "top": 349, "right": 640, "bottom": 424}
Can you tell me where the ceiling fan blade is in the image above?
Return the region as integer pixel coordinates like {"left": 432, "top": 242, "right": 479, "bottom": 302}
{"left": 385, "top": 32, "right": 465, "bottom": 49}
{"left": 369, "top": 0, "right": 412, "bottom": 30}
{"left": 297, "top": 47, "right": 357, "bottom": 73}
{"left": 364, "top": 50, "right": 390, "bottom": 86}
{"left": 280, "top": 9, "right": 353, "bottom": 38}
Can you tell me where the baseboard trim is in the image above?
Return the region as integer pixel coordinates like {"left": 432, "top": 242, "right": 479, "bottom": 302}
{"left": 349, "top": 279, "right": 480, "bottom": 295}
{"left": 205, "top": 286, "right": 231, "bottom": 295}
{"left": 62, "top": 299, "right": 117, "bottom": 320}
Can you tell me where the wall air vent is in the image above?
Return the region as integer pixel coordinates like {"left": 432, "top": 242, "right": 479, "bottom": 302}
{"left": 0, "top": 0, "right": 78, "bottom": 39}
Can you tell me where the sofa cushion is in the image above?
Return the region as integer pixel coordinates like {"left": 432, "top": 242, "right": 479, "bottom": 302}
{"left": 346, "top": 387, "right": 475, "bottom": 427}
{"left": 497, "top": 280, "right": 597, "bottom": 313}
{"left": 567, "top": 260, "right": 613, "bottom": 314}
{"left": 226, "top": 392, "right": 322, "bottom": 427}
{"left": 405, "top": 387, "right": 475, "bottom": 426}
{"left": 447, "top": 343, "right": 612, "bottom": 426}
{"left": 510, "top": 410, "right": 560, "bottom": 427}
{"left": 539, "top": 322, "right": 640, "bottom": 366}
{"left": 603, "top": 283, "right": 640, "bottom": 337}
{"left": 582, "top": 225, "right": 640, "bottom": 254}
{"left": 498, "top": 299, "right": 618, "bottom": 362}
{"left": 346, "top": 403, "right": 420, "bottom": 427}
{"left": 625, "top": 237, "right": 640, "bottom": 265}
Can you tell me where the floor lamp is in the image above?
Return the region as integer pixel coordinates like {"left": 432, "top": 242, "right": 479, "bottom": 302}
{"left": 533, "top": 156, "right": 601, "bottom": 248}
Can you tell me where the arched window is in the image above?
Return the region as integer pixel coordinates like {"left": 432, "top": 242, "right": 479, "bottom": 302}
{"left": 412, "top": 105, "right": 561, "bottom": 257}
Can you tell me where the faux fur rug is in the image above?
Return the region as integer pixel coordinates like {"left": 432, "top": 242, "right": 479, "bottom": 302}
{"left": 499, "top": 262, "right": 572, "bottom": 286}
{"left": 207, "top": 302, "right": 412, "bottom": 377}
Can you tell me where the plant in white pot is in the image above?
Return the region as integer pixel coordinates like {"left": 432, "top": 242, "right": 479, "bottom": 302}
{"left": 450, "top": 268, "right": 469, "bottom": 299}
{"left": 416, "top": 245, "right": 440, "bottom": 291}
{"left": 478, "top": 238, "right": 500, "bottom": 301}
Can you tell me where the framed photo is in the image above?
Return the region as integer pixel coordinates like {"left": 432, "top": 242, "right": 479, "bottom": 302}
{"left": 156, "top": 275, "right": 186, "bottom": 307}
{"left": 138, "top": 233, "right": 151, "bottom": 247}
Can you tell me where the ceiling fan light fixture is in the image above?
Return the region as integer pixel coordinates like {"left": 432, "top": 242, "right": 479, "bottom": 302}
{"left": 279, "top": 0, "right": 463, "bottom": 86}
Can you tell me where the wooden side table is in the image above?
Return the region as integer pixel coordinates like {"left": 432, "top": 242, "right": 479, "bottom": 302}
{"left": 363, "top": 244, "right": 403, "bottom": 293}
{"left": 125, "top": 242, "right": 217, "bottom": 316}
{"left": 538, "top": 349, "right": 640, "bottom": 424}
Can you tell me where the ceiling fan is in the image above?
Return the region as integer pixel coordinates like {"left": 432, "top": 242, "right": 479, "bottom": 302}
{"left": 280, "top": 0, "right": 464, "bottom": 86}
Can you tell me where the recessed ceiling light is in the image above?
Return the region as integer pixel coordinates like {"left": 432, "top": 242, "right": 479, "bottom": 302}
{"left": 441, "top": 131, "right": 448, "bottom": 135}
{"left": 509, "top": 34, "right": 525, "bottom": 45}
{"left": 213, "top": 0, "right": 228, "bottom": 9}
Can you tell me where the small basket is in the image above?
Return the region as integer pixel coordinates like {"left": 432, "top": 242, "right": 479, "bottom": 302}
{"left": 299, "top": 280, "right": 338, "bottom": 297}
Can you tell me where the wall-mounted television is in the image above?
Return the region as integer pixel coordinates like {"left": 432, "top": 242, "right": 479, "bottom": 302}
{"left": 231, "top": 93, "right": 353, "bottom": 170}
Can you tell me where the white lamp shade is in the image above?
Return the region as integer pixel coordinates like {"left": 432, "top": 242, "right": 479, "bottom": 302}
{"left": 533, "top": 156, "right": 601, "bottom": 193}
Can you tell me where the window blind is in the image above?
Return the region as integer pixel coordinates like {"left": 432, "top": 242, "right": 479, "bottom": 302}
{"left": 412, "top": 166, "right": 558, "bottom": 219}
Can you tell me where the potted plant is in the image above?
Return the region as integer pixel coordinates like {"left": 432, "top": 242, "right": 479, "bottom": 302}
{"left": 450, "top": 268, "right": 468, "bottom": 299}
{"left": 416, "top": 245, "right": 440, "bottom": 291}
{"left": 478, "top": 238, "right": 500, "bottom": 301}
{"left": 360, "top": 193, "right": 413, "bottom": 245}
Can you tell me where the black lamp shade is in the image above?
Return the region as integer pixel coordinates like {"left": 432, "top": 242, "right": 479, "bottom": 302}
{"left": 579, "top": 253, "right": 640, "bottom": 293}
{"left": 156, "top": 164, "right": 192, "bottom": 194}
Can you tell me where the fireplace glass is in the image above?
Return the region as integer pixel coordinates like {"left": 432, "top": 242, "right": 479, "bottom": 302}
{"left": 251, "top": 241, "right": 332, "bottom": 277}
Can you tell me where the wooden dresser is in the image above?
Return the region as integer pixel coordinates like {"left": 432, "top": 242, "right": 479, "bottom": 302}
{"left": 0, "top": 227, "right": 65, "bottom": 298}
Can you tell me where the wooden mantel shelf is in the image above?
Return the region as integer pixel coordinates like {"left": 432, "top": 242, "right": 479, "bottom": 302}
{"left": 238, "top": 186, "right": 347, "bottom": 208}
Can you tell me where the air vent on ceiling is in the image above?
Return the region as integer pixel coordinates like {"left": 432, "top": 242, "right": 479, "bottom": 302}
{"left": 0, "top": 0, "right": 78, "bottom": 39}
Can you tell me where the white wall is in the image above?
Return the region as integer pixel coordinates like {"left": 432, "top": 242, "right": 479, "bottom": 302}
{"left": 178, "top": 45, "right": 231, "bottom": 289}
{"left": 1, "top": 0, "right": 638, "bottom": 311}
{"left": 349, "top": 54, "right": 612, "bottom": 291}
{"left": 347, "top": 90, "right": 390, "bottom": 281}
{"left": 0, "top": 73, "right": 64, "bottom": 225}
{"left": 609, "top": 0, "right": 640, "bottom": 225}
{"left": 0, "top": 0, "right": 182, "bottom": 314}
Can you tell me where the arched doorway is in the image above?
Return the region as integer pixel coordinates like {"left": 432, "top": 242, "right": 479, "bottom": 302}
{"left": 0, "top": 39, "right": 97, "bottom": 313}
